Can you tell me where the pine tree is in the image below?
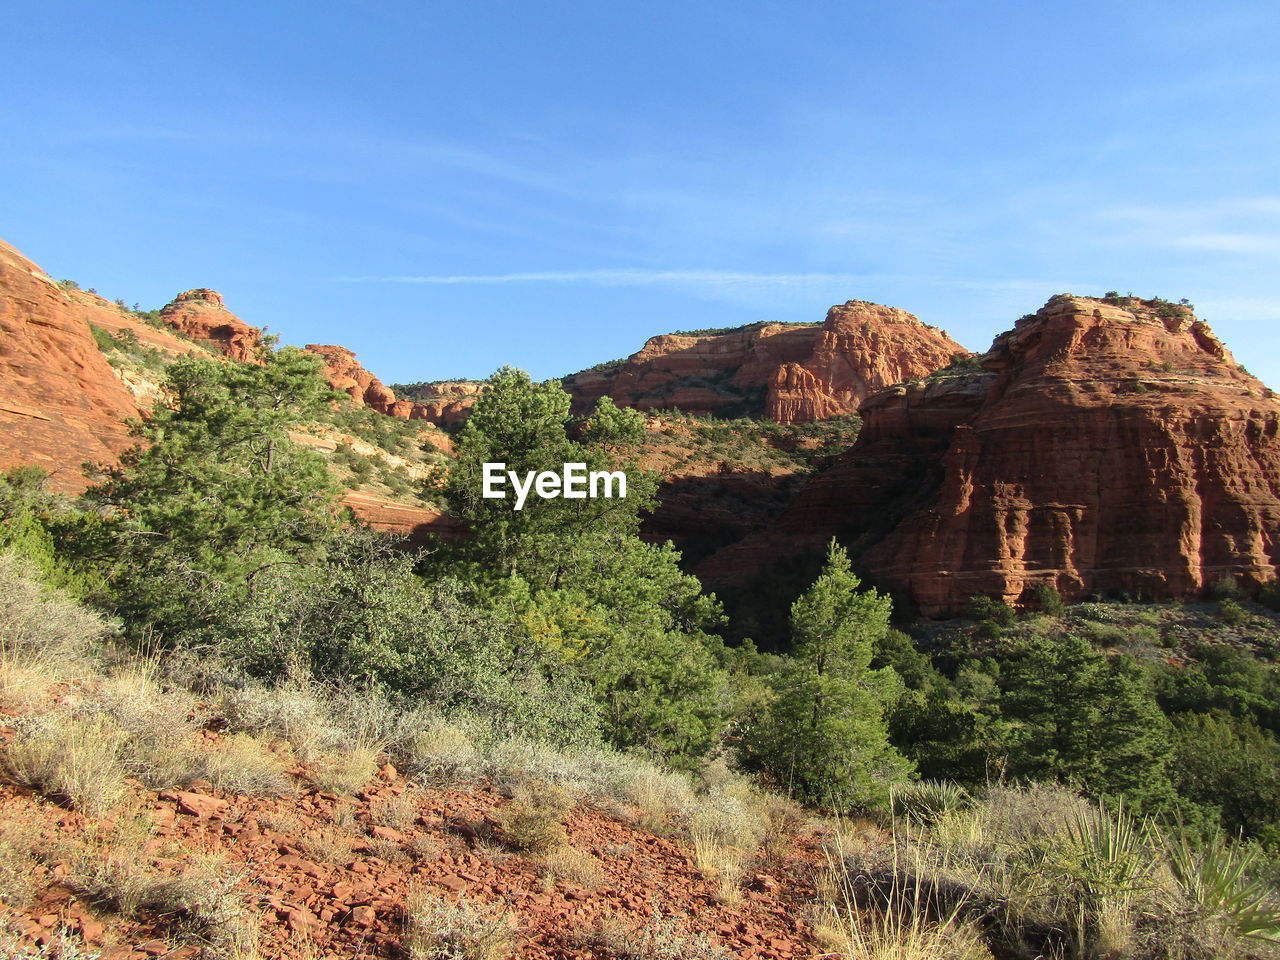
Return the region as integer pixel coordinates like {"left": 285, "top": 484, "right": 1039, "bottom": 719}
{"left": 747, "top": 540, "right": 911, "bottom": 810}
{"left": 90, "top": 348, "right": 341, "bottom": 645}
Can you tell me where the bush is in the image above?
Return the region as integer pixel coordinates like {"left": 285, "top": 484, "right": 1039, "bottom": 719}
{"left": 1030, "top": 583, "right": 1064, "bottom": 617}
{"left": 4, "top": 713, "right": 129, "bottom": 816}
{"left": 1220, "top": 598, "right": 1248, "bottom": 627}
{"left": 1210, "top": 576, "right": 1243, "bottom": 601}
{"left": 1259, "top": 579, "right": 1280, "bottom": 612}
{"left": 0, "top": 552, "right": 106, "bottom": 708}
{"left": 496, "top": 783, "right": 571, "bottom": 853}
{"left": 404, "top": 890, "right": 515, "bottom": 960}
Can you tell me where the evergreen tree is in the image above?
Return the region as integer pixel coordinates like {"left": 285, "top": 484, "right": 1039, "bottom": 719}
{"left": 435, "top": 367, "right": 727, "bottom": 766}
{"left": 90, "top": 348, "right": 342, "bottom": 645}
{"left": 746, "top": 539, "right": 911, "bottom": 810}
{"left": 1000, "top": 633, "right": 1173, "bottom": 811}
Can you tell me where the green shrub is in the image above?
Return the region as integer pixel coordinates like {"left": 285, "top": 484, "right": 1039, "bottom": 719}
{"left": 1220, "top": 598, "right": 1248, "bottom": 627}
{"left": 1210, "top": 575, "right": 1243, "bottom": 601}
{"left": 1030, "top": 583, "right": 1065, "bottom": 617}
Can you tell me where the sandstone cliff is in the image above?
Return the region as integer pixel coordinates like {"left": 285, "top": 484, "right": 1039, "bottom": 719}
{"left": 701, "top": 295, "right": 1280, "bottom": 616}
{"left": 0, "top": 240, "right": 145, "bottom": 491}
{"left": 159, "top": 289, "right": 263, "bottom": 362}
{"left": 765, "top": 301, "right": 966, "bottom": 422}
{"left": 564, "top": 304, "right": 963, "bottom": 422}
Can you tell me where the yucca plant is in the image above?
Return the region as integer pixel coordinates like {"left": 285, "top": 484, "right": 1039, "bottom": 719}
{"left": 1058, "top": 799, "right": 1153, "bottom": 957}
{"left": 891, "top": 780, "right": 970, "bottom": 825}
{"left": 1163, "top": 826, "right": 1280, "bottom": 944}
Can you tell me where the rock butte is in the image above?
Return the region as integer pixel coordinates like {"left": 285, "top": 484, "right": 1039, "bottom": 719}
{"left": 699, "top": 294, "right": 1280, "bottom": 615}
{"left": 564, "top": 303, "right": 966, "bottom": 424}
{"left": 0, "top": 239, "right": 453, "bottom": 539}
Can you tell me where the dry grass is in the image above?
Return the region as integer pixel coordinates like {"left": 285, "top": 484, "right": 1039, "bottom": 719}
{"left": 4, "top": 712, "right": 129, "bottom": 815}
{"left": 407, "top": 834, "right": 443, "bottom": 861}
{"left": 307, "top": 743, "right": 380, "bottom": 795}
{"left": 403, "top": 889, "right": 515, "bottom": 960}
{"left": 371, "top": 793, "right": 417, "bottom": 830}
{"left": 0, "top": 552, "right": 104, "bottom": 710}
{"left": 200, "top": 733, "right": 290, "bottom": 795}
{"left": 0, "top": 821, "right": 42, "bottom": 909}
{"left": 59, "top": 822, "right": 256, "bottom": 955}
{"left": 298, "top": 830, "right": 356, "bottom": 864}
{"left": 580, "top": 906, "right": 732, "bottom": 960}
{"left": 538, "top": 846, "right": 605, "bottom": 889}
{"left": 496, "top": 783, "right": 571, "bottom": 854}
{"left": 690, "top": 831, "right": 745, "bottom": 907}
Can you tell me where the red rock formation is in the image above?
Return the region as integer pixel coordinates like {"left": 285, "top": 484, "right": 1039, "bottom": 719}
{"left": 159, "top": 288, "right": 263, "bottom": 362}
{"left": 402, "top": 381, "right": 486, "bottom": 428}
{"left": 340, "top": 491, "right": 463, "bottom": 546}
{"left": 701, "top": 295, "right": 1280, "bottom": 616}
{"left": 765, "top": 301, "right": 967, "bottom": 423}
{"left": 564, "top": 305, "right": 963, "bottom": 422}
{"left": 0, "top": 239, "right": 141, "bottom": 492}
{"left": 565, "top": 323, "right": 821, "bottom": 418}
{"left": 302, "top": 344, "right": 463, "bottom": 430}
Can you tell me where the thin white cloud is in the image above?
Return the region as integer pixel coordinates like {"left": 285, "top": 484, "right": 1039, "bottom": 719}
{"left": 334, "top": 269, "right": 1079, "bottom": 293}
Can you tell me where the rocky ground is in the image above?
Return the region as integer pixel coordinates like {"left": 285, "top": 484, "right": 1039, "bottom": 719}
{"left": 0, "top": 715, "right": 827, "bottom": 960}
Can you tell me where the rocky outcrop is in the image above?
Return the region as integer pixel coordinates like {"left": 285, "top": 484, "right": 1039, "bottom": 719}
{"left": 340, "top": 491, "right": 462, "bottom": 545}
{"left": 158, "top": 289, "right": 263, "bottom": 362}
{"left": 701, "top": 295, "right": 1280, "bottom": 616}
{"left": 0, "top": 240, "right": 141, "bottom": 491}
{"left": 564, "top": 305, "right": 963, "bottom": 423}
{"left": 764, "top": 301, "right": 967, "bottom": 422}
{"left": 565, "top": 323, "right": 821, "bottom": 419}
{"left": 303, "top": 345, "right": 466, "bottom": 431}
{"left": 397, "top": 381, "right": 486, "bottom": 428}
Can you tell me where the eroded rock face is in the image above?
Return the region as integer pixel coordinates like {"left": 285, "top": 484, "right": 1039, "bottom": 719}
{"left": 565, "top": 323, "right": 821, "bottom": 418}
{"left": 0, "top": 240, "right": 141, "bottom": 491}
{"left": 302, "top": 345, "right": 466, "bottom": 433}
{"left": 701, "top": 295, "right": 1280, "bottom": 616}
{"left": 159, "top": 289, "right": 263, "bottom": 362}
{"left": 564, "top": 304, "right": 963, "bottom": 422}
{"left": 765, "top": 301, "right": 967, "bottom": 423}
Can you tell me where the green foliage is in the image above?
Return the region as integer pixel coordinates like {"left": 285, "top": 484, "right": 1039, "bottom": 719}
{"left": 999, "top": 634, "right": 1173, "bottom": 811}
{"left": 744, "top": 540, "right": 911, "bottom": 810}
{"left": 1219, "top": 597, "right": 1248, "bottom": 627}
{"left": 1210, "top": 575, "right": 1243, "bottom": 601}
{"left": 1259, "top": 579, "right": 1280, "bottom": 612}
{"left": 967, "top": 594, "right": 1015, "bottom": 627}
{"left": 434, "top": 367, "right": 728, "bottom": 766}
{"left": 1169, "top": 713, "right": 1280, "bottom": 845}
{"left": 89, "top": 349, "right": 343, "bottom": 646}
{"left": 924, "top": 353, "right": 985, "bottom": 380}
{"left": 1030, "top": 583, "right": 1065, "bottom": 617}
{"left": 1163, "top": 826, "right": 1280, "bottom": 944}
{"left": 668, "top": 320, "right": 814, "bottom": 337}
{"left": 220, "top": 528, "right": 600, "bottom": 745}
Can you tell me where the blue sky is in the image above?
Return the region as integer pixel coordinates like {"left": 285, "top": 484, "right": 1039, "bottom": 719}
{"left": 3, "top": 1, "right": 1279, "bottom": 387}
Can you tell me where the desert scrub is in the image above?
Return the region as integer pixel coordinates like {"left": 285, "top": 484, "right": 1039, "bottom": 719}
{"left": 403, "top": 890, "right": 515, "bottom": 960}
{"left": 537, "top": 846, "right": 605, "bottom": 889}
{"left": 198, "top": 732, "right": 290, "bottom": 795}
{"left": 496, "top": 782, "right": 571, "bottom": 853}
{"left": 580, "top": 906, "right": 732, "bottom": 960}
{"left": 0, "top": 552, "right": 106, "bottom": 708}
{"left": 4, "top": 712, "right": 129, "bottom": 815}
{"left": 0, "top": 820, "right": 42, "bottom": 909}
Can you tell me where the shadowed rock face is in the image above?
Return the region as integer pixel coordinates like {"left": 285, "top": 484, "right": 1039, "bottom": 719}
{"left": 700, "top": 295, "right": 1280, "bottom": 617}
{"left": 564, "top": 304, "right": 965, "bottom": 423}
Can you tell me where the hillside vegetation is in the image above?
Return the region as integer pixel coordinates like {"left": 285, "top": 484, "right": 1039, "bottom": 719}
{"left": 0, "top": 339, "right": 1277, "bottom": 959}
